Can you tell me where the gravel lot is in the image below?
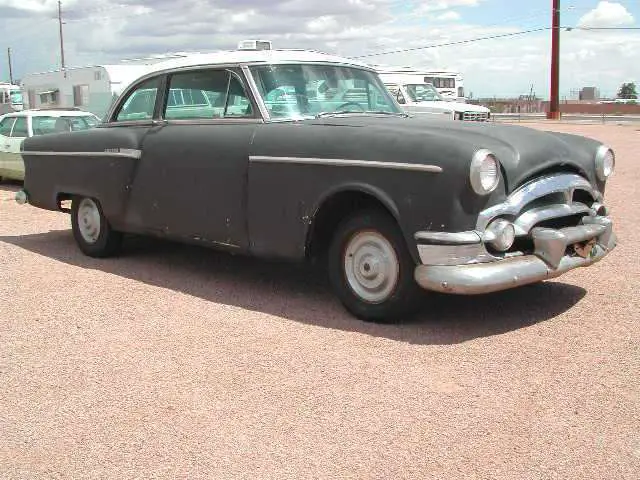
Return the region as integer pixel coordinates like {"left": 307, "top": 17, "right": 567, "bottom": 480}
{"left": 1, "top": 122, "right": 638, "bottom": 479}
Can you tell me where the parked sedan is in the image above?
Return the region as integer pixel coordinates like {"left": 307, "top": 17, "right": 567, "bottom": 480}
{"left": 15, "top": 45, "right": 617, "bottom": 322}
{"left": 0, "top": 108, "right": 100, "bottom": 181}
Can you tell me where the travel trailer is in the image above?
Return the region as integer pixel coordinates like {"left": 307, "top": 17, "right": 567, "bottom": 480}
{"left": 19, "top": 54, "right": 196, "bottom": 119}
{"left": 0, "top": 82, "right": 23, "bottom": 114}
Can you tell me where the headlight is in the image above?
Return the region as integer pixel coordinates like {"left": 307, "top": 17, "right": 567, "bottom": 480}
{"left": 595, "top": 145, "right": 615, "bottom": 181}
{"left": 470, "top": 149, "right": 500, "bottom": 195}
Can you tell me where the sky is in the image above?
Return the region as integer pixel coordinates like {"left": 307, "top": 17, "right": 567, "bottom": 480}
{"left": 0, "top": 0, "right": 638, "bottom": 99}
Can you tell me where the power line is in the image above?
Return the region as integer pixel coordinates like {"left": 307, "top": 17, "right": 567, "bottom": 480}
{"left": 567, "top": 27, "right": 640, "bottom": 30}
{"left": 353, "top": 27, "right": 552, "bottom": 58}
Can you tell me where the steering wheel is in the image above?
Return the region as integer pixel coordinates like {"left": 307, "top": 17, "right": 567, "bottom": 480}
{"left": 335, "top": 102, "right": 366, "bottom": 112}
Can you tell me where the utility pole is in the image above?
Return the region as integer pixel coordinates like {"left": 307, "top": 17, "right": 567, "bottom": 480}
{"left": 7, "top": 48, "right": 14, "bottom": 84}
{"left": 547, "top": 0, "right": 560, "bottom": 119}
{"left": 58, "top": 0, "right": 66, "bottom": 71}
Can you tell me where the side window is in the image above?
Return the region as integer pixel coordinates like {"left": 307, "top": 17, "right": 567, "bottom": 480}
{"left": 115, "top": 77, "right": 160, "bottom": 122}
{"left": 0, "top": 117, "right": 16, "bottom": 137}
{"left": 164, "top": 69, "right": 253, "bottom": 120}
{"left": 10, "top": 117, "right": 28, "bottom": 137}
{"left": 225, "top": 75, "right": 253, "bottom": 117}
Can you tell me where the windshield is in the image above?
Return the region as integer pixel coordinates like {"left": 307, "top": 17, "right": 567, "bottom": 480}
{"left": 249, "top": 64, "right": 403, "bottom": 119}
{"left": 404, "top": 84, "right": 443, "bottom": 102}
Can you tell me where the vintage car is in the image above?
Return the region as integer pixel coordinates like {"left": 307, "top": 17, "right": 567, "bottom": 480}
{"left": 0, "top": 108, "right": 100, "bottom": 181}
{"left": 15, "top": 44, "right": 617, "bottom": 322}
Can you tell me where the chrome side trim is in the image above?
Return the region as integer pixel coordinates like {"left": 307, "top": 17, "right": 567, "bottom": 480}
{"left": 477, "top": 173, "right": 598, "bottom": 231}
{"left": 249, "top": 156, "right": 443, "bottom": 173}
{"left": 513, "top": 202, "right": 593, "bottom": 235}
{"left": 22, "top": 149, "right": 142, "bottom": 159}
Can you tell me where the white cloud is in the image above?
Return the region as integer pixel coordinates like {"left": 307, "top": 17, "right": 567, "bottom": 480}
{"left": 307, "top": 15, "right": 341, "bottom": 33}
{"left": 577, "top": 1, "right": 634, "bottom": 28}
{"left": 0, "top": 0, "right": 638, "bottom": 100}
{"left": 0, "top": 0, "right": 80, "bottom": 12}
{"left": 415, "top": 0, "right": 479, "bottom": 14}
{"left": 432, "top": 11, "right": 461, "bottom": 21}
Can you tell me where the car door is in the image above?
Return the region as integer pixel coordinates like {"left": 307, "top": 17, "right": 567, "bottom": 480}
{"left": 0, "top": 116, "right": 16, "bottom": 177}
{"left": 5, "top": 116, "right": 28, "bottom": 180}
{"left": 125, "top": 67, "right": 260, "bottom": 250}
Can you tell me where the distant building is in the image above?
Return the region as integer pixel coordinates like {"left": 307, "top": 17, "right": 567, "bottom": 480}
{"left": 579, "top": 87, "right": 599, "bottom": 101}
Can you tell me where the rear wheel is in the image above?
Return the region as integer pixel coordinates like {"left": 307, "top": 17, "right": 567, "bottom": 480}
{"left": 328, "top": 209, "right": 422, "bottom": 322}
{"left": 71, "top": 196, "right": 122, "bottom": 257}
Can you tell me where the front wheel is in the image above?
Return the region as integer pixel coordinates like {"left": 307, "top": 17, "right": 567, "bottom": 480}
{"left": 71, "top": 196, "right": 123, "bottom": 258}
{"left": 328, "top": 210, "right": 422, "bottom": 323}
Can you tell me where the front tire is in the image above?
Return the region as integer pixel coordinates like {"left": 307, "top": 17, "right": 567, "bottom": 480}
{"left": 328, "top": 209, "right": 422, "bottom": 323}
{"left": 71, "top": 196, "right": 122, "bottom": 258}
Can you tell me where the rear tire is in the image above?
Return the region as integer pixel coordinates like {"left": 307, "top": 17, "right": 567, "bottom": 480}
{"left": 71, "top": 196, "right": 122, "bottom": 258}
{"left": 328, "top": 209, "right": 422, "bottom": 323}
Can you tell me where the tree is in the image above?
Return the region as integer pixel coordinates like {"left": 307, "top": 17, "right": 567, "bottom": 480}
{"left": 617, "top": 82, "right": 638, "bottom": 99}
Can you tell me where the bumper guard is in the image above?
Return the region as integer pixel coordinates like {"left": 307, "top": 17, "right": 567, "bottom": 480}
{"left": 414, "top": 216, "right": 616, "bottom": 295}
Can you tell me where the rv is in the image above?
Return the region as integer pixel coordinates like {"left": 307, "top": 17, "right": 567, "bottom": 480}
{"left": 0, "top": 82, "right": 23, "bottom": 114}
{"left": 19, "top": 64, "right": 158, "bottom": 120}
{"left": 19, "top": 54, "right": 200, "bottom": 119}
{"left": 374, "top": 65, "right": 466, "bottom": 103}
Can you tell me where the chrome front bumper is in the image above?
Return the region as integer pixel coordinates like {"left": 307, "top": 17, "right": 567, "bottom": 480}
{"left": 414, "top": 216, "right": 617, "bottom": 295}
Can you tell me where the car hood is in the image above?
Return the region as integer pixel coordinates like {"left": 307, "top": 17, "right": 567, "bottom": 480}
{"left": 301, "top": 115, "right": 603, "bottom": 192}
{"left": 407, "top": 101, "right": 489, "bottom": 113}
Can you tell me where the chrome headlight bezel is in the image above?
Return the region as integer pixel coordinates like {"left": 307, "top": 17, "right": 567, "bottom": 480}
{"left": 470, "top": 149, "right": 500, "bottom": 195}
{"left": 595, "top": 145, "right": 615, "bottom": 182}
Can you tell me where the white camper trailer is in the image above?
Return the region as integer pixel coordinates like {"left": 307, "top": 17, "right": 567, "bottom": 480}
{"left": 373, "top": 65, "right": 466, "bottom": 103}
{"left": 20, "top": 64, "right": 155, "bottom": 119}
{"left": 19, "top": 54, "right": 197, "bottom": 119}
{"left": 0, "top": 82, "right": 23, "bottom": 114}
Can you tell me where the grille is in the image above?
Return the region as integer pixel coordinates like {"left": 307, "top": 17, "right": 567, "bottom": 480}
{"left": 477, "top": 173, "right": 600, "bottom": 255}
{"left": 462, "top": 111, "right": 489, "bottom": 121}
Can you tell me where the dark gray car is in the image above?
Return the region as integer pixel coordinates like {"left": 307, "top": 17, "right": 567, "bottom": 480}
{"left": 15, "top": 47, "right": 617, "bottom": 322}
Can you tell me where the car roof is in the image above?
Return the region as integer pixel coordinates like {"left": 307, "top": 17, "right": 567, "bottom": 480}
{"left": 0, "top": 109, "right": 97, "bottom": 118}
{"left": 136, "top": 48, "right": 375, "bottom": 77}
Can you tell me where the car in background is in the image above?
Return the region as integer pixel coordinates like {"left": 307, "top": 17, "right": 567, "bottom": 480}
{"left": 0, "top": 108, "right": 100, "bottom": 181}
{"left": 379, "top": 74, "right": 491, "bottom": 121}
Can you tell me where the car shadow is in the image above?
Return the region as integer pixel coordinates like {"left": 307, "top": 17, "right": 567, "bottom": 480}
{"left": 0, "top": 230, "right": 587, "bottom": 345}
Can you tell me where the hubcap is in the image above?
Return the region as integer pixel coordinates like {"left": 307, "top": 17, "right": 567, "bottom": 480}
{"left": 77, "top": 198, "right": 101, "bottom": 244}
{"left": 343, "top": 230, "right": 400, "bottom": 304}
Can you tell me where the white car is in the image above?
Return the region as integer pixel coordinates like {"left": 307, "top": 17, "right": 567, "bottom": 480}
{"left": 0, "top": 108, "right": 100, "bottom": 181}
{"left": 382, "top": 81, "right": 491, "bottom": 121}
